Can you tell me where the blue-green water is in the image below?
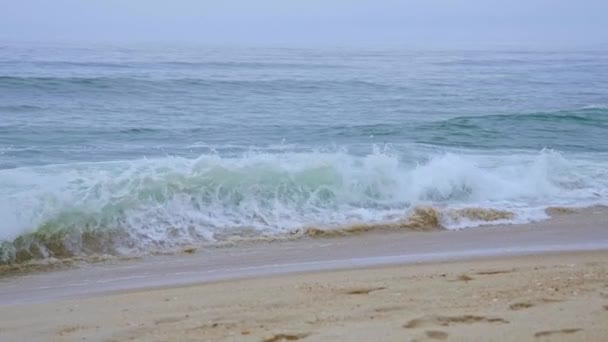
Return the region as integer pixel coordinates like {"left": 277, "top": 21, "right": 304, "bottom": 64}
{"left": 1, "top": 43, "right": 607, "bottom": 261}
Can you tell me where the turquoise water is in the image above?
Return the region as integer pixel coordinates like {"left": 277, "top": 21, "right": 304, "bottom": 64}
{"left": 1, "top": 43, "right": 607, "bottom": 261}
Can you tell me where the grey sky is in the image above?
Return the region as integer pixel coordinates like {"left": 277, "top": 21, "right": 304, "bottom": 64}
{"left": 1, "top": 0, "right": 607, "bottom": 47}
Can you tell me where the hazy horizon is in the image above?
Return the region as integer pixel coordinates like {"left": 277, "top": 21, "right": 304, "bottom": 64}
{"left": 2, "top": 0, "right": 607, "bottom": 48}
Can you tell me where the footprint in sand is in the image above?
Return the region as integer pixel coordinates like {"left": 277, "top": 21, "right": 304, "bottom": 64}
{"left": 56, "top": 325, "right": 86, "bottom": 336}
{"left": 153, "top": 316, "right": 187, "bottom": 325}
{"left": 534, "top": 328, "right": 582, "bottom": 338}
{"left": 403, "top": 315, "right": 508, "bottom": 329}
{"left": 509, "top": 302, "right": 535, "bottom": 310}
{"left": 509, "top": 298, "right": 563, "bottom": 311}
{"left": 344, "top": 286, "right": 386, "bottom": 295}
{"left": 425, "top": 330, "right": 448, "bottom": 340}
{"left": 263, "top": 333, "right": 311, "bottom": 341}
{"left": 475, "top": 269, "right": 515, "bottom": 276}
{"left": 449, "top": 270, "right": 515, "bottom": 282}
{"left": 451, "top": 274, "right": 474, "bottom": 282}
{"left": 373, "top": 305, "right": 407, "bottom": 313}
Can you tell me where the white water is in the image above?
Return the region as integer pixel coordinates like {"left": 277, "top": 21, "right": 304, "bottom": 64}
{"left": 1, "top": 148, "right": 606, "bottom": 251}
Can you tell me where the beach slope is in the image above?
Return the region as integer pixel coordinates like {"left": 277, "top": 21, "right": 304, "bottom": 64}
{"left": 0, "top": 207, "right": 607, "bottom": 341}
{"left": 0, "top": 251, "right": 607, "bottom": 341}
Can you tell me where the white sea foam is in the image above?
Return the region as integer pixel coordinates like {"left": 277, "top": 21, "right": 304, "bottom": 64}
{"left": 0, "top": 149, "right": 606, "bottom": 253}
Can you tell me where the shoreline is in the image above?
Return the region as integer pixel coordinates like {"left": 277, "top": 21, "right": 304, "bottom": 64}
{"left": 1, "top": 203, "right": 601, "bottom": 268}
{"left": 1, "top": 204, "right": 605, "bottom": 273}
{"left": 1, "top": 251, "right": 607, "bottom": 341}
{"left": 0, "top": 206, "right": 606, "bottom": 340}
{"left": 0, "top": 205, "right": 606, "bottom": 305}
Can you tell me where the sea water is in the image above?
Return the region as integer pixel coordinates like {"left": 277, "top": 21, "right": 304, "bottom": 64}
{"left": 1, "top": 43, "right": 607, "bottom": 261}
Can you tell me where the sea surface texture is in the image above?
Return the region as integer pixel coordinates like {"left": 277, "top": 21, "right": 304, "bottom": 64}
{"left": 1, "top": 44, "right": 607, "bottom": 262}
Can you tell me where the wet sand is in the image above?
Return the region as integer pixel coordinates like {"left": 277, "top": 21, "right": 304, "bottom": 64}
{"left": 0, "top": 207, "right": 607, "bottom": 341}
{"left": 1, "top": 251, "right": 607, "bottom": 341}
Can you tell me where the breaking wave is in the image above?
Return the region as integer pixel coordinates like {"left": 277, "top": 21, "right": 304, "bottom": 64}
{"left": 1, "top": 149, "right": 606, "bottom": 263}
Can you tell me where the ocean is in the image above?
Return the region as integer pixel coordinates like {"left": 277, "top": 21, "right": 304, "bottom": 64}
{"left": 1, "top": 43, "right": 607, "bottom": 263}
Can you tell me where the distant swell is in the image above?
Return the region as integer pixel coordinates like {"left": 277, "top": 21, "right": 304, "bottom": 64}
{"left": 414, "top": 108, "right": 608, "bottom": 151}
{"left": 435, "top": 109, "right": 608, "bottom": 127}
{"left": 0, "top": 76, "right": 392, "bottom": 92}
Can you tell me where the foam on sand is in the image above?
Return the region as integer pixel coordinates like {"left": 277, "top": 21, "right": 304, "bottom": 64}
{"left": 302, "top": 206, "right": 515, "bottom": 237}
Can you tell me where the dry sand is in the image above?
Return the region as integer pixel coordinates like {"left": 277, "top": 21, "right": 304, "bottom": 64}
{"left": 0, "top": 206, "right": 607, "bottom": 341}
{"left": 0, "top": 251, "right": 607, "bottom": 341}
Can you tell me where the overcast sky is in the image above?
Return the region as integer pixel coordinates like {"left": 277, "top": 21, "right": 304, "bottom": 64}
{"left": 2, "top": 0, "right": 607, "bottom": 47}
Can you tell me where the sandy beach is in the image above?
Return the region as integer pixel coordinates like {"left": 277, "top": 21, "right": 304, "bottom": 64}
{"left": 1, "top": 251, "right": 607, "bottom": 341}
{"left": 3, "top": 11, "right": 608, "bottom": 342}
{"left": 0, "top": 207, "right": 607, "bottom": 341}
